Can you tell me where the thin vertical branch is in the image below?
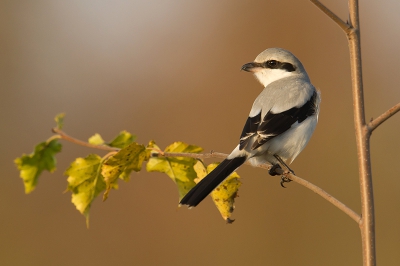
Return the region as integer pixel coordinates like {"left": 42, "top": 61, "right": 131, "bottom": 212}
{"left": 347, "top": 1, "right": 376, "bottom": 265}
{"left": 310, "top": 0, "right": 376, "bottom": 265}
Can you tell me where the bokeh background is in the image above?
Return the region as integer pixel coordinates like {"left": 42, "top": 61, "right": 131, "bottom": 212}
{"left": 1, "top": 0, "right": 400, "bottom": 265}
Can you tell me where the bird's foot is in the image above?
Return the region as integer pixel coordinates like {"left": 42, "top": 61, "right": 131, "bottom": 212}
{"left": 273, "top": 154, "right": 295, "bottom": 175}
{"left": 280, "top": 174, "right": 293, "bottom": 188}
{"left": 269, "top": 162, "right": 295, "bottom": 188}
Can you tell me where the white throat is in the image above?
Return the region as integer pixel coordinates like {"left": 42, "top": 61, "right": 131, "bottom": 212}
{"left": 254, "top": 68, "right": 294, "bottom": 87}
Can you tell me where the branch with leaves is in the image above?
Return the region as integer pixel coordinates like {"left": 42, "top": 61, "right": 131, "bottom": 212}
{"left": 15, "top": 114, "right": 362, "bottom": 227}
{"left": 15, "top": 114, "right": 244, "bottom": 226}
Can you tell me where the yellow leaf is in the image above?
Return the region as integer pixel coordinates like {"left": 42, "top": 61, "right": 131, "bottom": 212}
{"left": 107, "top": 130, "right": 136, "bottom": 148}
{"left": 54, "top": 113, "right": 65, "bottom": 130}
{"left": 194, "top": 161, "right": 241, "bottom": 223}
{"left": 64, "top": 154, "right": 106, "bottom": 227}
{"left": 101, "top": 142, "right": 148, "bottom": 200}
{"left": 146, "top": 142, "right": 202, "bottom": 200}
{"left": 88, "top": 133, "right": 105, "bottom": 145}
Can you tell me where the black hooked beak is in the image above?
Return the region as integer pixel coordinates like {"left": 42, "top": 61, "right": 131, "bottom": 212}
{"left": 241, "top": 62, "right": 263, "bottom": 72}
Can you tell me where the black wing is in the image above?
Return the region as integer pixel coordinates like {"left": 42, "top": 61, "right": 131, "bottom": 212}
{"left": 239, "top": 111, "right": 261, "bottom": 150}
{"left": 239, "top": 91, "right": 318, "bottom": 151}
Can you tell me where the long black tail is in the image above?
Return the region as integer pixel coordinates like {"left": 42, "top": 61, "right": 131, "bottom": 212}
{"left": 179, "top": 156, "right": 247, "bottom": 207}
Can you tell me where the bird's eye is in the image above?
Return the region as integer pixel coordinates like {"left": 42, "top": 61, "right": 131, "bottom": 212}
{"left": 266, "top": 60, "right": 278, "bottom": 68}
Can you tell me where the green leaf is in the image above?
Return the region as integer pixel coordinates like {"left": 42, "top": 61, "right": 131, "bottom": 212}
{"left": 88, "top": 133, "right": 105, "bottom": 145}
{"left": 193, "top": 161, "right": 241, "bottom": 223}
{"left": 65, "top": 154, "right": 107, "bottom": 227}
{"left": 14, "top": 139, "right": 62, "bottom": 194}
{"left": 107, "top": 130, "right": 136, "bottom": 149}
{"left": 146, "top": 142, "right": 203, "bottom": 200}
{"left": 101, "top": 141, "right": 149, "bottom": 200}
{"left": 54, "top": 113, "right": 65, "bottom": 130}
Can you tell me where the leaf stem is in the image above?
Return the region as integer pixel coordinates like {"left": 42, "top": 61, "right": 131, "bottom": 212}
{"left": 46, "top": 134, "right": 62, "bottom": 144}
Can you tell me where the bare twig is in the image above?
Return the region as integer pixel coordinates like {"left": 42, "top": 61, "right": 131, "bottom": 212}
{"left": 288, "top": 173, "right": 361, "bottom": 223}
{"left": 153, "top": 152, "right": 361, "bottom": 222}
{"left": 52, "top": 128, "right": 119, "bottom": 152}
{"left": 309, "top": 0, "right": 351, "bottom": 33}
{"left": 155, "top": 151, "right": 271, "bottom": 169}
{"left": 367, "top": 102, "right": 400, "bottom": 132}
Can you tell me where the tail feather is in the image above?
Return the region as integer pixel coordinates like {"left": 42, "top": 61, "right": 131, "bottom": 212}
{"left": 180, "top": 156, "right": 247, "bottom": 207}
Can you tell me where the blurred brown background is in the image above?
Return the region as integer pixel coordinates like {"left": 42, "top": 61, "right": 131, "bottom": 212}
{"left": 1, "top": 0, "right": 400, "bottom": 265}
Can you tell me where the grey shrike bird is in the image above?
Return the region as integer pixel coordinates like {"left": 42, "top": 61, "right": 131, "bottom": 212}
{"left": 179, "top": 48, "right": 321, "bottom": 208}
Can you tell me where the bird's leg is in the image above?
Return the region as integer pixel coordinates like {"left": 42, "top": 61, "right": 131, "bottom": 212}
{"left": 273, "top": 154, "right": 294, "bottom": 188}
{"left": 273, "top": 154, "right": 295, "bottom": 174}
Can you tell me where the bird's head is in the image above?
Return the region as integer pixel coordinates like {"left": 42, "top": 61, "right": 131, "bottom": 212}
{"left": 241, "top": 48, "right": 309, "bottom": 87}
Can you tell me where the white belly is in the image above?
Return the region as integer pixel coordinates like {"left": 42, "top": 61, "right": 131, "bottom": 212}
{"left": 247, "top": 115, "right": 318, "bottom": 166}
